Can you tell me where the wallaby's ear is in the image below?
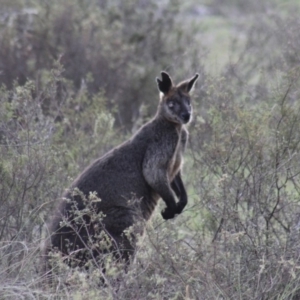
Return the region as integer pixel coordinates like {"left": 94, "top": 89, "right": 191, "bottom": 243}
{"left": 177, "top": 73, "right": 199, "bottom": 93}
{"left": 156, "top": 71, "right": 173, "bottom": 95}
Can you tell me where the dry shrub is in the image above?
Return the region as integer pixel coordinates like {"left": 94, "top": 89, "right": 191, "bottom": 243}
{"left": 1, "top": 1, "right": 300, "bottom": 299}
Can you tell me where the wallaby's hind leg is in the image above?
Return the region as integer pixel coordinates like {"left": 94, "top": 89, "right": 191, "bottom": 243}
{"left": 108, "top": 233, "right": 136, "bottom": 264}
{"left": 102, "top": 207, "right": 141, "bottom": 263}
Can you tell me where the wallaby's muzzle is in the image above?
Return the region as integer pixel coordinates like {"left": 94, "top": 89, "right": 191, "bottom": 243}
{"left": 180, "top": 112, "right": 191, "bottom": 123}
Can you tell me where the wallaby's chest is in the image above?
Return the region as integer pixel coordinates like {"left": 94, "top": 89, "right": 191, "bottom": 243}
{"left": 167, "top": 130, "right": 183, "bottom": 181}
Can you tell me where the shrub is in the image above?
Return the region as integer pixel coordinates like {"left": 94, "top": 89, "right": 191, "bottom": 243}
{"left": 2, "top": 0, "right": 300, "bottom": 299}
{"left": 0, "top": 0, "right": 203, "bottom": 130}
{"left": 0, "top": 63, "right": 119, "bottom": 298}
{"left": 189, "top": 66, "right": 300, "bottom": 299}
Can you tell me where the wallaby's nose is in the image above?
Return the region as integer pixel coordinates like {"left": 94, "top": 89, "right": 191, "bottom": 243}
{"left": 180, "top": 112, "right": 190, "bottom": 123}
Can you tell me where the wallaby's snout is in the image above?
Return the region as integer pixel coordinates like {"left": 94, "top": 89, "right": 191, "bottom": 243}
{"left": 180, "top": 111, "right": 191, "bottom": 123}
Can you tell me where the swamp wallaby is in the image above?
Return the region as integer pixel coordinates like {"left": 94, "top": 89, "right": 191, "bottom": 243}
{"left": 44, "top": 71, "right": 198, "bottom": 269}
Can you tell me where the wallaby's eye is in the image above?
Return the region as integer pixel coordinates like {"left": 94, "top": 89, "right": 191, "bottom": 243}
{"left": 168, "top": 101, "right": 174, "bottom": 108}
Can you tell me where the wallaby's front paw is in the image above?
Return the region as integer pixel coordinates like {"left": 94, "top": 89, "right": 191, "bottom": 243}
{"left": 161, "top": 207, "right": 176, "bottom": 220}
{"left": 175, "top": 202, "right": 185, "bottom": 215}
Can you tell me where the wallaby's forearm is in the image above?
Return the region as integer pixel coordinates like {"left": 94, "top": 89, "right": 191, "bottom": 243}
{"left": 171, "top": 172, "right": 188, "bottom": 214}
{"left": 143, "top": 167, "right": 177, "bottom": 219}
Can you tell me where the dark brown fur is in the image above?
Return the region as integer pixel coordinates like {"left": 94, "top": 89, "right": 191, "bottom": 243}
{"left": 43, "top": 71, "right": 198, "bottom": 272}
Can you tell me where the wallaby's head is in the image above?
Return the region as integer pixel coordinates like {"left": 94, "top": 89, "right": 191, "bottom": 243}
{"left": 156, "top": 71, "right": 199, "bottom": 125}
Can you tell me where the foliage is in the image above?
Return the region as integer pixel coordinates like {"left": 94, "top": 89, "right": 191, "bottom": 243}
{"left": 189, "top": 68, "right": 300, "bottom": 299}
{"left": 0, "top": 0, "right": 203, "bottom": 130}
{"left": 0, "top": 62, "right": 119, "bottom": 298}
{"left": 1, "top": 0, "right": 300, "bottom": 299}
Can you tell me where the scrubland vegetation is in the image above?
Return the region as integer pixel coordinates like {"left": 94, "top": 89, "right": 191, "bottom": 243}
{"left": 1, "top": 0, "right": 300, "bottom": 299}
